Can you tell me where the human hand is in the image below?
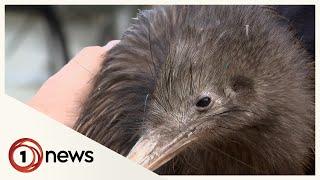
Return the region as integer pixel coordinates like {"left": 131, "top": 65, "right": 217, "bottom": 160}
{"left": 27, "top": 40, "right": 120, "bottom": 128}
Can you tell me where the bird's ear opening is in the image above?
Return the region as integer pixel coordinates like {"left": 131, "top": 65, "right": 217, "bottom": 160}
{"left": 230, "top": 75, "right": 254, "bottom": 94}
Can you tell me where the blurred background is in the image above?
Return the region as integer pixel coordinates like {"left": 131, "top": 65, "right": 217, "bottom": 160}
{"left": 5, "top": 5, "right": 314, "bottom": 102}
{"left": 5, "top": 5, "right": 150, "bottom": 102}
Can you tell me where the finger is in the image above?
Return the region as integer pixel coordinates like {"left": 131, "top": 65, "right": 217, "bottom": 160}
{"left": 71, "top": 41, "right": 120, "bottom": 76}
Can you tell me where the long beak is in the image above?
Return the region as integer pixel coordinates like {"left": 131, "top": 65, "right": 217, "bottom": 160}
{"left": 127, "top": 130, "right": 196, "bottom": 171}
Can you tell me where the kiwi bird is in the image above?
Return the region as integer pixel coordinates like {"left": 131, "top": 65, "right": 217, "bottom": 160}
{"left": 74, "top": 6, "right": 314, "bottom": 174}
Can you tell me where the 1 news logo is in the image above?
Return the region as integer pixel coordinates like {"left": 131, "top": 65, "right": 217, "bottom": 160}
{"left": 8, "top": 138, "right": 94, "bottom": 173}
{"left": 8, "top": 138, "right": 43, "bottom": 173}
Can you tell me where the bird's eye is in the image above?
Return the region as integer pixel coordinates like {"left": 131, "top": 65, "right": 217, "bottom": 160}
{"left": 195, "top": 96, "right": 212, "bottom": 110}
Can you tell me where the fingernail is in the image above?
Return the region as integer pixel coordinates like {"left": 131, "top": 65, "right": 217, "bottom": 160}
{"left": 104, "top": 40, "right": 121, "bottom": 51}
